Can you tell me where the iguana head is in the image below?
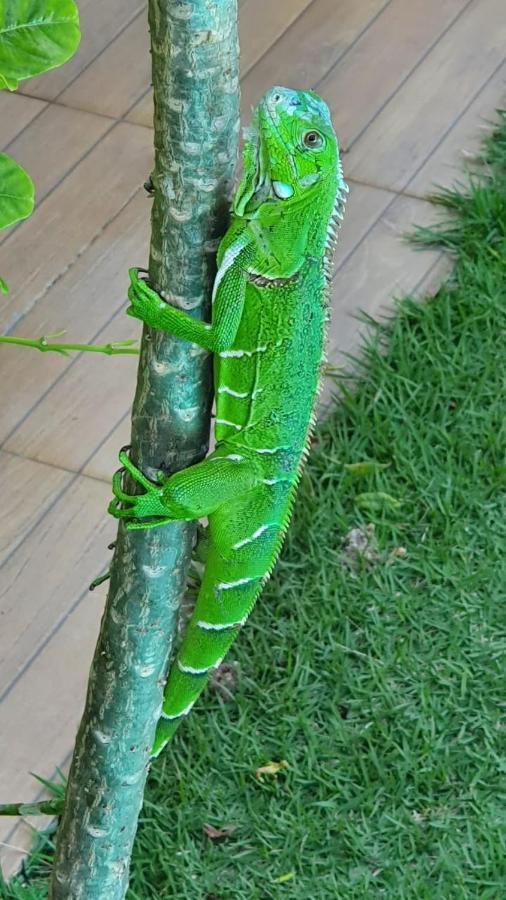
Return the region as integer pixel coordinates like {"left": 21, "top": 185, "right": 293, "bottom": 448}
{"left": 234, "top": 86, "right": 344, "bottom": 217}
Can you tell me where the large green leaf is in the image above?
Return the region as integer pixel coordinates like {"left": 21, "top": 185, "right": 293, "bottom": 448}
{"left": 0, "top": 152, "right": 34, "bottom": 229}
{"left": 0, "top": 0, "right": 80, "bottom": 91}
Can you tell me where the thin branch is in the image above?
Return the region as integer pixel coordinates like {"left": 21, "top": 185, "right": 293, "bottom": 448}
{"left": 0, "top": 332, "right": 139, "bottom": 356}
{"left": 0, "top": 799, "right": 64, "bottom": 817}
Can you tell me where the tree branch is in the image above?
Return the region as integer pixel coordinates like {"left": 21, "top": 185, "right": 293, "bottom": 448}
{"left": 48, "top": 2, "right": 239, "bottom": 896}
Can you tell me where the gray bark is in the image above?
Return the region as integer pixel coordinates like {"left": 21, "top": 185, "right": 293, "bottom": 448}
{"left": 49, "top": 1, "right": 239, "bottom": 896}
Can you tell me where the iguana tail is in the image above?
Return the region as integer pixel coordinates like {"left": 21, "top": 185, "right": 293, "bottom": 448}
{"left": 152, "top": 535, "right": 280, "bottom": 757}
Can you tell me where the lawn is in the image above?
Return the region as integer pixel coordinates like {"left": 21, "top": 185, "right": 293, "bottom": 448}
{"left": 2, "top": 113, "right": 506, "bottom": 899}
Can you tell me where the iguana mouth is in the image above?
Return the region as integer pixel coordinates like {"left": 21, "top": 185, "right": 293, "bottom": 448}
{"left": 233, "top": 117, "right": 270, "bottom": 216}
{"left": 246, "top": 108, "right": 291, "bottom": 210}
{"left": 252, "top": 125, "right": 273, "bottom": 205}
{"left": 235, "top": 93, "right": 296, "bottom": 216}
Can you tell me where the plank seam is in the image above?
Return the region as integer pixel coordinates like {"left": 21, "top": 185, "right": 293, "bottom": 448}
{"left": 244, "top": 0, "right": 395, "bottom": 90}
{"left": 0, "top": 263, "right": 137, "bottom": 443}
{"left": 0, "top": 410, "right": 126, "bottom": 577}
{"left": 312, "top": 0, "right": 395, "bottom": 92}
{"left": 331, "top": 55, "right": 506, "bottom": 282}
{"left": 1, "top": 2, "right": 146, "bottom": 173}
{"left": 3, "top": 179, "right": 143, "bottom": 336}
{"left": 1, "top": 447, "right": 114, "bottom": 486}
{"left": 0, "top": 187, "right": 143, "bottom": 443}
{"left": 350, "top": 54, "right": 506, "bottom": 196}
{"left": 410, "top": 250, "right": 446, "bottom": 296}
{"left": 342, "top": 0, "right": 476, "bottom": 152}
{"left": 17, "top": 3, "right": 146, "bottom": 109}
{"left": 0, "top": 87, "right": 150, "bottom": 253}
{"left": 0, "top": 580, "right": 100, "bottom": 707}
{"left": 241, "top": 0, "right": 320, "bottom": 79}
{"left": 0, "top": 98, "right": 49, "bottom": 153}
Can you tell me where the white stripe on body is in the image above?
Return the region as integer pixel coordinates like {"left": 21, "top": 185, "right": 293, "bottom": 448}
{"left": 218, "top": 346, "right": 267, "bottom": 358}
{"left": 217, "top": 385, "right": 250, "bottom": 398}
{"left": 197, "top": 617, "right": 247, "bottom": 631}
{"left": 233, "top": 524, "right": 272, "bottom": 549}
{"left": 212, "top": 237, "right": 248, "bottom": 303}
{"left": 215, "top": 418, "right": 242, "bottom": 430}
{"left": 160, "top": 700, "right": 195, "bottom": 721}
{"left": 217, "top": 577, "right": 256, "bottom": 590}
{"left": 177, "top": 658, "right": 223, "bottom": 676}
{"left": 254, "top": 447, "right": 284, "bottom": 454}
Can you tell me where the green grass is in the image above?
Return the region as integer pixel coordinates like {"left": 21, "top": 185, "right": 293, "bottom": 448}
{"left": 3, "top": 113, "right": 506, "bottom": 899}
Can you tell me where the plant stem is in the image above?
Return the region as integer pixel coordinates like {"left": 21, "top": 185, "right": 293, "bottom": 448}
{"left": 0, "top": 335, "right": 139, "bottom": 355}
{"left": 48, "top": 2, "right": 239, "bottom": 897}
{"left": 0, "top": 800, "right": 64, "bottom": 817}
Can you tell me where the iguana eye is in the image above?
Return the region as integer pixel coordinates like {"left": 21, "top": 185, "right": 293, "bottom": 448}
{"left": 303, "top": 130, "right": 324, "bottom": 149}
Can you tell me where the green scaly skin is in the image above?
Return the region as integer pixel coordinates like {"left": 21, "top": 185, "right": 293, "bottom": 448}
{"left": 109, "top": 87, "right": 347, "bottom": 757}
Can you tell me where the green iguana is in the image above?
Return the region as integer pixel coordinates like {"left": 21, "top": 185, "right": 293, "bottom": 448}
{"left": 109, "top": 86, "right": 347, "bottom": 758}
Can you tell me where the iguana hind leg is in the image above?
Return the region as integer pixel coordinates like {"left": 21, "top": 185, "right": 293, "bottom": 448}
{"left": 109, "top": 448, "right": 262, "bottom": 529}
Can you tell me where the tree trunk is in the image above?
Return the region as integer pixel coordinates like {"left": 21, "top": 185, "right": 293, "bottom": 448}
{"left": 49, "top": 1, "right": 239, "bottom": 896}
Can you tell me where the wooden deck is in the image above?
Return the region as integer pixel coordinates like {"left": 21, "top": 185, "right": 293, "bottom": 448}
{"left": 0, "top": 0, "right": 504, "bottom": 877}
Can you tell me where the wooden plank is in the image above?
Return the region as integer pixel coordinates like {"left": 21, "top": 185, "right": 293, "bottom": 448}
{"left": 239, "top": 0, "right": 314, "bottom": 78}
{"left": 0, "top": 122, "right": 152, "bottom": 333}
{"left": 83, "top": 413, "right": 132, "bottom": 483}
{"left": 409, "top": 61, "right": 506, "bottom": 197}
{"left": 58, "top": 11, "right": 151, "bottom": 120}
{"left": 0, "top": 472, "right": 111, "bottom": 691}
{"left": 3, "top": 309, "right": 139, "bottom": 471}
{"left": 317, "top": 0, "right": 470, "bottom": 151}
{"left": 0, "top": 190, "right": 149, "bottom": 446}
{"left": 326, "top": 195, "right": 442, "bottom": 377}
{"left": 4, "top": 104, "right": 112, "bottom": 205}
{"left": 125, "top": 88, "right": 153, "bottom": 129}
{"left": 345, "top": 0, "right": 506, "bottom": 191}
{"left": 0, "top": 564, "right": 105, "bottom": 877}
{"left": 0, "top": 93, "right": 47, "bottom": 149}
{"left": 413, "top": 252, "right": 452, "bottom": 297}
{"left": 0, "top": 452, "right": 71, "bottom": 565}
{"left": 332, "top": 181, "right": 394, "bottom": 265}
{"left": 18, "top": 0, "right": 145, "bottom": 101}
{"left": 240, "top": 0, "right": 389, "bottom": 115}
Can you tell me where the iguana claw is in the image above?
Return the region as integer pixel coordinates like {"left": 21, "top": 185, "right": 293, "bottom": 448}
{"left": 126, "top": 268, "right": 166, "bottom": 329}
{"left": 108, "top": 446, "right": 173, "bottom": 530}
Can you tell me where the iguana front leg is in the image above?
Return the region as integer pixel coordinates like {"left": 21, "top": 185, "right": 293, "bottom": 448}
{"left": 126, "top": 233, "right": 253, "bottom": 351}
{"left": 109, "top": 447, "right": 261, "bottom": 530}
